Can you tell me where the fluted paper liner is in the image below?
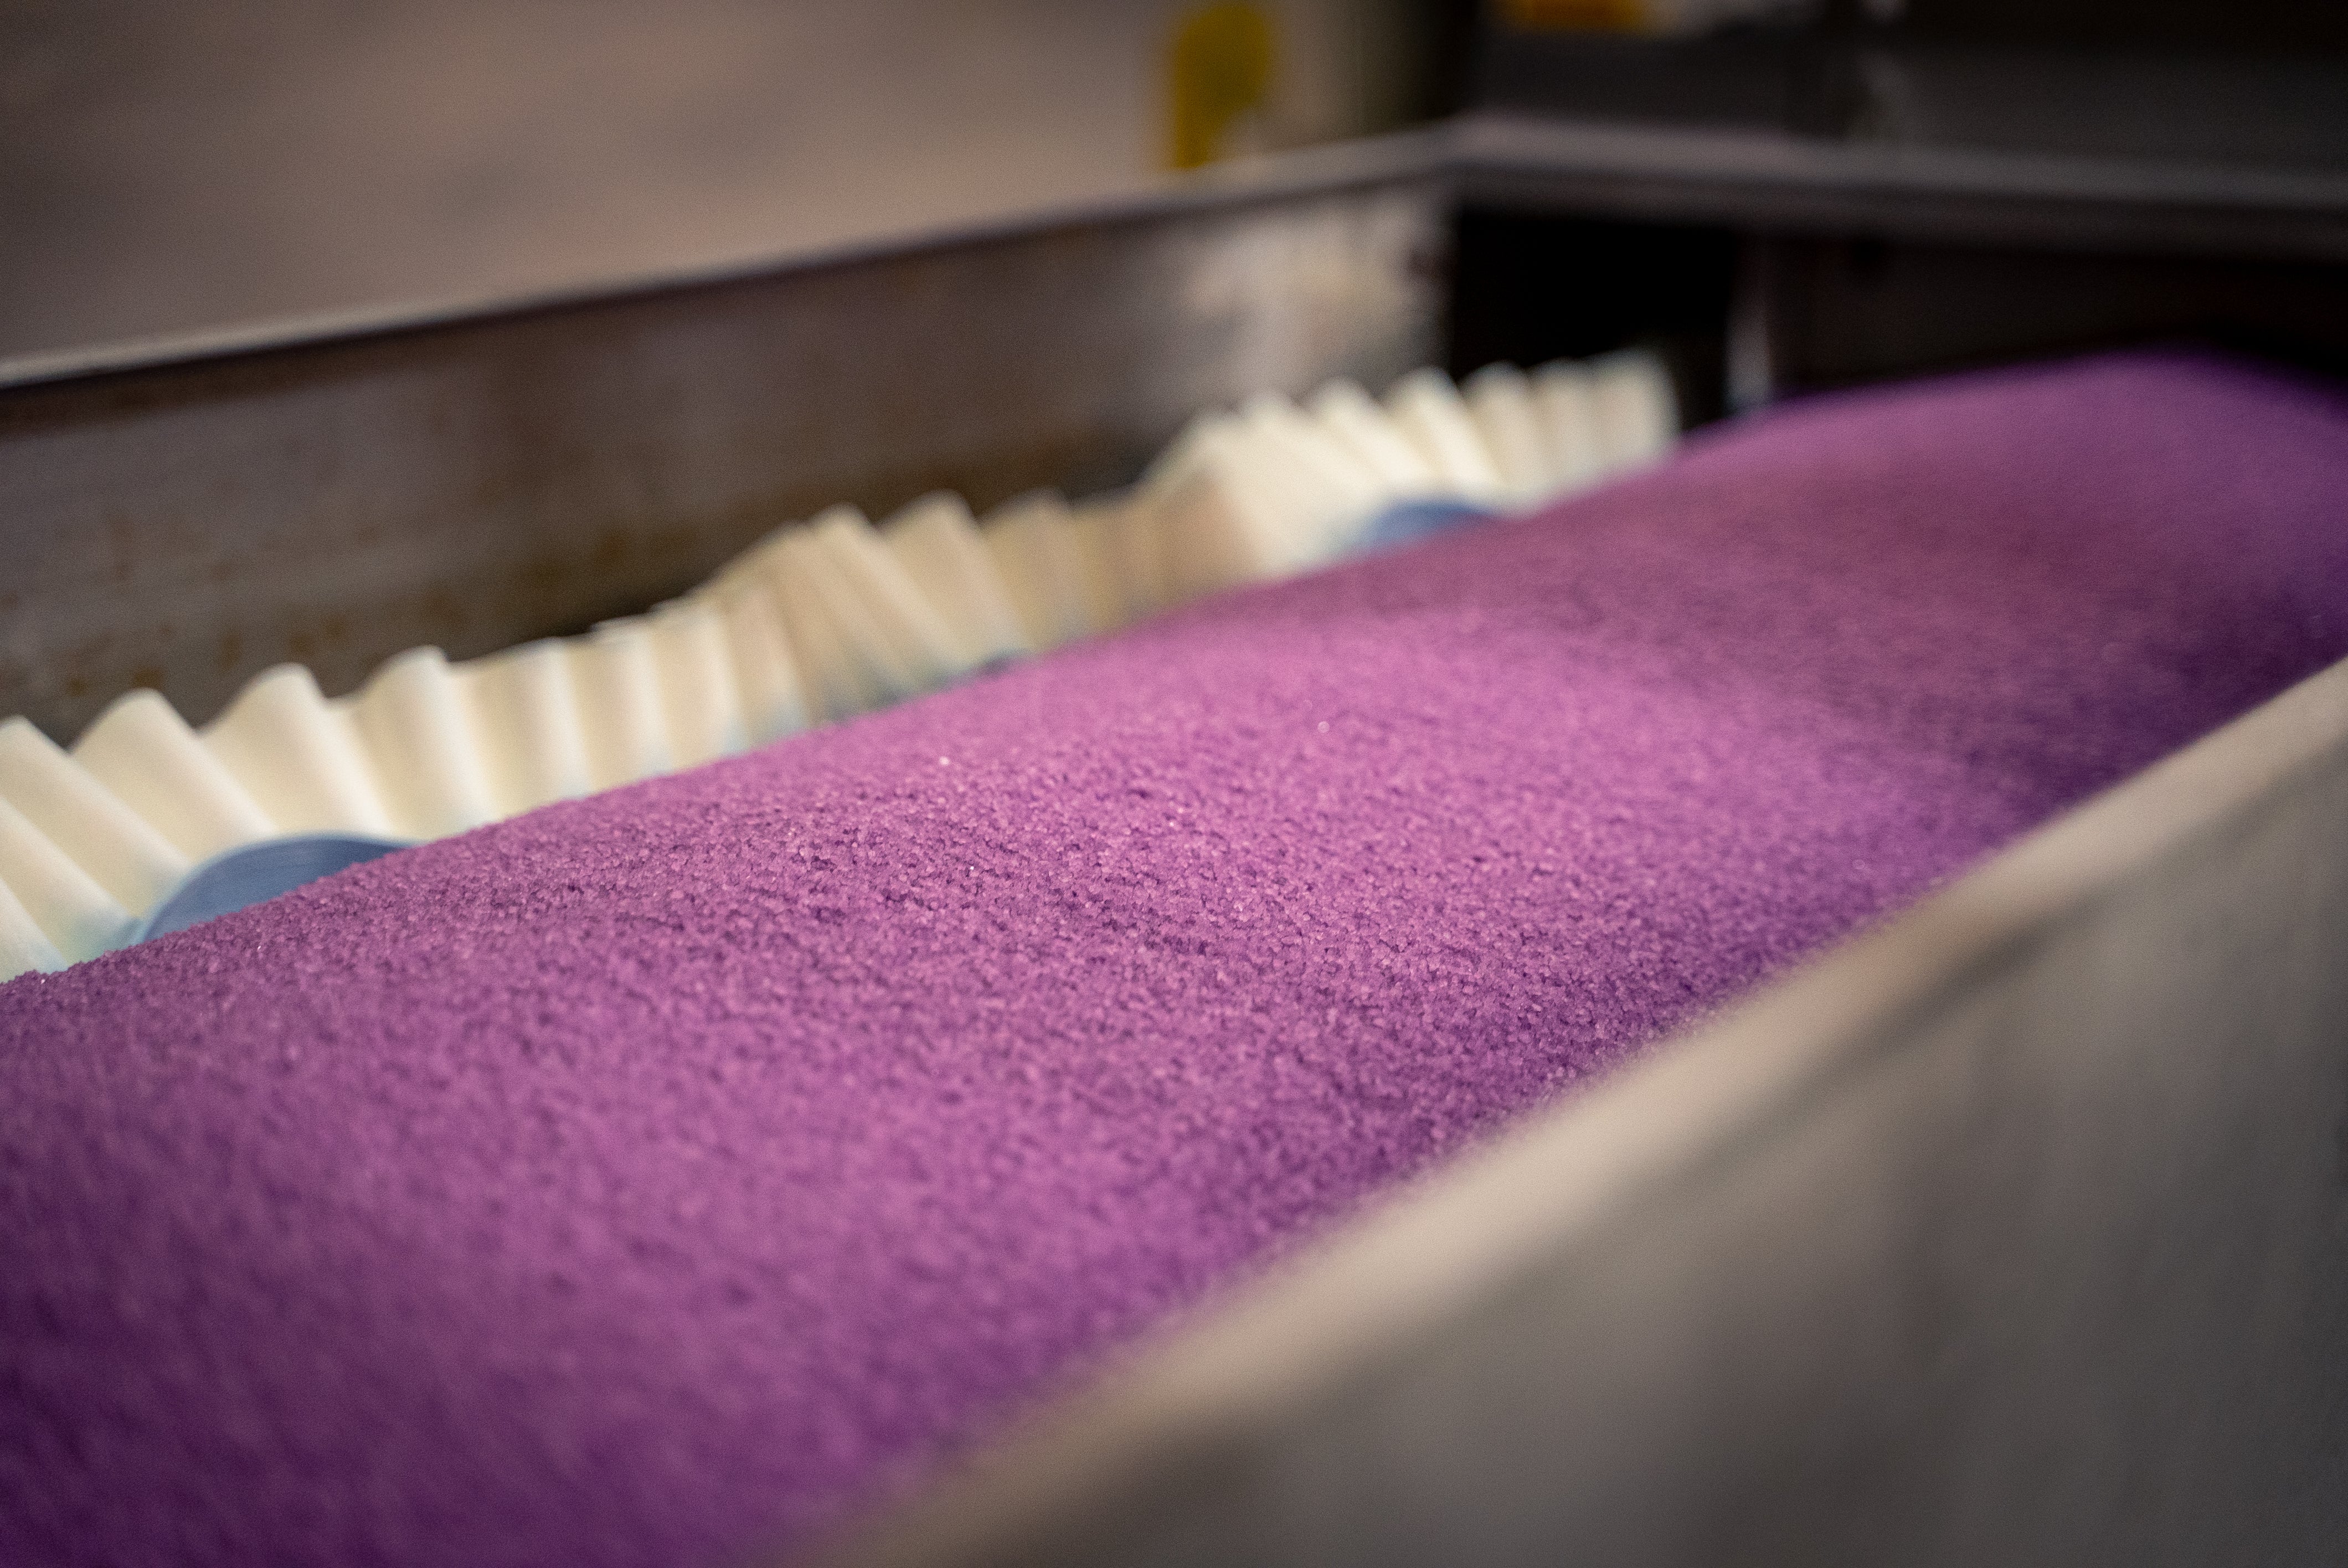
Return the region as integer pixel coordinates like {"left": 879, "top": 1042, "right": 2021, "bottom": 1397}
{"left": 0, "top": 792, "right": 134, "bottom": 961}
{"left": 648, "top": 602, "right": 745, "bottom": 771}
{"left": 572, "top": 621, "right": 673, "bottom": 792}
{"left": 207, "top": 664, "right": 397, "bottom": 836}
{"left": 74, "top": 690, "right": 275, "bottom": 860}
{"left": 882, "top": 493, "right": 1031, "bottom": 668}
{"left": 1464, "top": 363, "right": 1557, "bottom": 503}
{"left": 465, "top": 640, "right": 591, "bottom": 817}
{"left": 1387, "top": 367, "right": 1508, "bottom": 501}
{"left": 0, "top": 717, "right": 186, "bottom": 915}
{"left": 980, "top": 492, "right": 1094, "bottom": 652}
{"left": 356, "top": 649, "right": 497, "bottom": 840}
{"left": 710, "top": 581, "right": 810, "bottom": 745}
{"left": 0, "top": 355, "right": 1677, "bottom": 979}
{"left": 0, "top": 874, "right": 61, "bottom": 977}
{"left": 1307, "top": 378, "right": 1446, "bottom": 494}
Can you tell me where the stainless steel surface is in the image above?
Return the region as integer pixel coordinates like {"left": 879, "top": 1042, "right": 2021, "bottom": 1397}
{"left": 0, "top": 0, "right": 1443, "bottom": 367}
{"left": 1452, "top": 111, "right": 2348, "bottom": 263}
{"left": 20, "top": 107, "right": 2348, "bottom": 394}
{"left": 813, "top": 650, "right": 2348, "bottom": 1567}
{"left": 0, "top": 151, "right": 1446, "bottom": 740}
{"left": 1739, "top": 231, "right": 2348, "bottom": 395}
{"left": 0, "top": 0, "right": 1189, "bottom": 364}
{"left": 13, "top": 112, "right": 2348, "bottom": 745}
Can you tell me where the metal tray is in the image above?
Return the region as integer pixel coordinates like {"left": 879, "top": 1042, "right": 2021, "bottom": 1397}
{"left": 0, "top": 138, "right": 1450, "bottom": 742}
{"left": 9, "top": 115, "right": 2348, "bottom": 742}
{"left": 4, "top": 116, "right": 2345, "bottom": 1566}
{"left": 814, "top": 637, "right": 2348, "bottom": 1568}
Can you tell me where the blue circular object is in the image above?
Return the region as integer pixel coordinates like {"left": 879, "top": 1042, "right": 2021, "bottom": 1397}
{"left": 136, "top": 833, "right": 410, "bottom": 943}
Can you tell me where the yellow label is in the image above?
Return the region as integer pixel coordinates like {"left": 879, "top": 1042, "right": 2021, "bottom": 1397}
{"left": 1166, "top": 4, "right": 1278, "bottom": 170}
{"left": 1496, "top": 0, "right": 1651, "bottom": 32}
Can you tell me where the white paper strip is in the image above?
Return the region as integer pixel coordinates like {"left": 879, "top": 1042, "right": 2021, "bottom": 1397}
{"left": 1592, "top": 349, "right": 1680, "bottom": 472}
{"left": 1068, "top": 493, "right": 1149, "bottom": 632}
{"left": 981, "top": 492, "right": 1094, "bottom": 651}
{"left": 0, "top": 792, "right": 135, "bottom": 961}
{"left": 73, "top": 689, "right": 277, "bottom": 861}
{"left": 1154, "top": 435, "right": 1300, "bottom": 603}
{"left": 712, "top": 581, "right": 811, "bottom": 745}
{"left": 1385, "top": 368, "right": 1507, "bottom": 502}
{"left": 0, "top": 717, "right": 186, "bottom": 915}
{"left": 356, "top": 648, "right": 499, "bottom": 838}
{"left": 1140, "top": 410, "right": 1221, "bottom": 496}
{"left": 0, "top": 872, "right": 63, "bottom": 979}
{"left": 1464, "top": 363, "right": 1556, "bottom": 503}
{"left": 1224, "top": 428, "right": 1326, "bottom": 574}
{"left": 768, "top": 528, "right": 894, "bottom": 719}
{"left": 205, "top": 664, "right": 397, "bottom": 836}
{"left": 464, "top": 639, "right": 591, "bottom": 816}
{"left": 1240, "top": 394, "right": 1390, "bottom": 553}
{"left": 1243, "top": 394, "right": 1385, "bottom": 503}
{"left": 571, "top": 621, "right": 674, "bottom": 791}
{"left": 810, "top": 506, "right": 969, "bottom": 692}
{"left": 648, "top": 601, "right": 745, "bottom": 770}
{"left": 1240, "top": 415, "right": 1354, "bottom": 571}
{"left": 1530, "top": 360, "right": 1608, "bottom": 492}
{"left": 882, "top": 492, "right": 1031, "bottom": 668}
{"left": 1101, "top": 489, "right": 1173, "bottom": 623}
{"left": 1306, "top": 378, "right": 1446, "bottom": 495}
{"left": 707, "top": 523, "right": 794, "bottom": 601}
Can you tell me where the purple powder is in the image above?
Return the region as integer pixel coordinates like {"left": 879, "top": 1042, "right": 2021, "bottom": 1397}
{"left": 3, "top": 351, "right": 2345, "bottom": 1567}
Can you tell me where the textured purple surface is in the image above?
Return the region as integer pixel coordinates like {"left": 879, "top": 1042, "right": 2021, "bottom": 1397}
{"left": 4, "top": 352, "right": 2347, "bottom": 1568}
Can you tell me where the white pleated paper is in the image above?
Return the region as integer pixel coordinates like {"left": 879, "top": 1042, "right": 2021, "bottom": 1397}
{"left": 768, "top": 525, "right": 894, "bottom": 720}
{"left": 0, "top": 791, "right": 133, "bottom": 961}
{"left": 1463, "top": 364, "right": 1556, "bottom": 503}
{"left": 981, "top": 492, "right": 1094, "bottom": 652}
{"left": 1067, "top": 493, "right": 1147, "bottom": 633}
{"left": 465, "top": 640, "right": 591, "bottom": 817}
{"left": 1239, "top": 394, "right": 1387, "bottom": 555}
{"left": 0, "top": 874, "right": 62, "bottom": 977}
{"left": 206, "top": 664, "right": 396, "bottom": 836}
{"left": 1386, "top": 368, "right": 1508, "bottom": 502}
{"left": 0, "top": 716, "right": 186, "bottom": 916}
{"left": 0, "top": 353, "right": 1681, "bottom": 981}
{"left": 74, "top": 690, "right": 275, "bottom": 861}
{"left": 1531, "top": 360, "right": 1608, "bottom": 491}
{"left": 883, "top": 493, "right": 1031, "bottom": 668}
{"left": 1152, "top": 427, "right": 1301, "bottom": 601}
{"left": 710, "top": 581, "right": 811, "bottom": 746}
{"left": 1592, "top": 349, "right": 1680, "bottom": 472}
{"left": 356, "top": 648, "right": 498, "bottom": 840}
{"left": 811, "top": 506, "right": 970, "bottom": 693}
{"left": 1306, "top": 378, "right": 1446, "bottom": 496}
{"left": 572, "top": 621, "right": 674, "bottom": 792}
{"left": 648, "top": 601, "right": 746, "bottom": 771}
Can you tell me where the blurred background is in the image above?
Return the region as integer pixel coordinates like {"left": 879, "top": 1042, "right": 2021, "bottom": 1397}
{"left": 0, "top": 0, "right": 1442, "bottom": 361}
{"left": 5, "top": 0, "right": 2343, "bottom": 366}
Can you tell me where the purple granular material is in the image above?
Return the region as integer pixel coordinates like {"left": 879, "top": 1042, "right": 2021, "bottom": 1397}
{"left": 3, "top": 352, "right": 2346, "bottom": 1567}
